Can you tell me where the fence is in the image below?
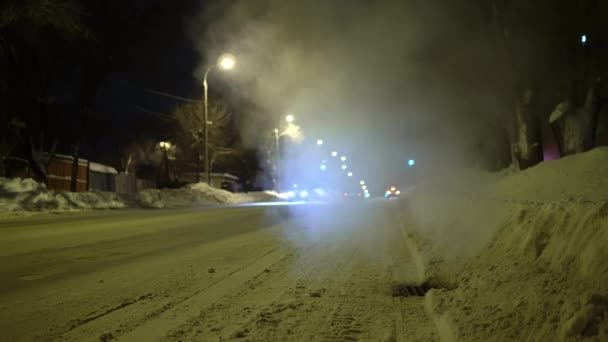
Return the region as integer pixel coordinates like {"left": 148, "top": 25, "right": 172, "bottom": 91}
{"left": 47, "top": 154, "right": 88, "bottom": 192}
{"left": 115, "top": 173, "right": 156, "bottom": 194}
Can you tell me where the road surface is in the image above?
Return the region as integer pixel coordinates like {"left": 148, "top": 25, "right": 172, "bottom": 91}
{"left": 0, "top": 202, "right": 437, "bottom": 341}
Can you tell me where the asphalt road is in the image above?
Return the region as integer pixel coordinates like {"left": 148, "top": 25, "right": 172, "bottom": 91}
{"left": 0, "top": 202, "right": 437, "bottom": 341}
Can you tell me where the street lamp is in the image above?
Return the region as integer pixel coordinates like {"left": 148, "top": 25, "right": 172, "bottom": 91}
{"left": 341, "top": 165, "right": 347, "bottom": 170}
{"left": 331, "top": 151, "right": 338, "bottom": 157}
{"left": 347, "top": 172, "right": 353, "bottom": 177}
{"left": 317, "top": 139, "right": 324, "bottom": 146}
{"left": 340, "top": 156, "right": 347, "bottom": 162}
{"left": 285, "top": 114, "right": 295, "bottom": 123}
{"left": 360, "top": 180, "right": 365, "bottom": 185}
{"left": 202, "top": 53, "right": 236, "bottom": 184}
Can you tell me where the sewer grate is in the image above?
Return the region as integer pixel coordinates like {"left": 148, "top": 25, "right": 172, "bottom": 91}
{"left": 391, "top": 283, "right": 430, "bottom": 297}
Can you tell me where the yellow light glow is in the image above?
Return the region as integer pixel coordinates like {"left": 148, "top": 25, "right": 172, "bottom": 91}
{"left": 218, "top": 53, "right": 236, "bottom": 70}
{"left": 285, "top": 114, "right": 295, "bottom": 123}
{"left": 390, "top": 186, "right": 396, "bottom": 192}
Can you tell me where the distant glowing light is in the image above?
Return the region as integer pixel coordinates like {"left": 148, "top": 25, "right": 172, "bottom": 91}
{"left": 581, "top": 34, "right": 587, "bottom": 44}
{"left": 331, "top": 151, "right": 338, "bottom": 157}
{"left": 285, "top": 114, "right": 295, "bottom": 123}
{"left": 317, "top": 139, "right": 324, "bottom": 146}
{"left": 320, "top": 164, "right": 327, "bottom": 171}
{"left": 341, "top": 165, "right": 347, "bottom": 170}
{"left": 288, "top": 191, "right": 296, "bottom": 198}
{"left": 340, "top": 156, "right": 347, "bottom": 162}
{"left": 390, "top": 187, "right": 396, "bottom": 192}
{"left": 364, "top": 189, "right": 369, "bottom": 194}
{"left": 293, "top": 184, "right": 298, "bottom": 188}
{"left": 362, "top": 185, "right": 367, "bottom": 190}
{"left": 408, "top": 159, "right": 415, "bottom": 166}
{"left": 347, "top": 172, "right": 353, "bottom": 177}
{"left": 300, "top": 190, "right": 309, "bottom": 198}
{"left": 360, "top": 180, "right": 365, "bottom": 185}
{"left": 395, "top": 190, "right": 401, "bottom": 195}
{"left": 364, "top": 193, "right": 370, "bottom": 198}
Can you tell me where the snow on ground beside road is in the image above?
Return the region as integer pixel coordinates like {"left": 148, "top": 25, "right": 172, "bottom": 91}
{"left": 0, "top": 179, "right": 281, "bottom": 215}
{"left": 399, "top": 147, "right": 608, "bottom": 341}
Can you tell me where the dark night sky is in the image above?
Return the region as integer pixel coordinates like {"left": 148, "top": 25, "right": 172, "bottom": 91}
{"left": 24, "top": 0, "right": 605, "bottom": 189}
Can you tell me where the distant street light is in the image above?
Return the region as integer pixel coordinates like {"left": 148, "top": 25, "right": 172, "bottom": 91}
{"left": 364, "top": 189, "right": 369, "bottom": 194}
{"left": 317, "top": 139, "right": 324, "bottom": 146}
{"left": 340, "top": 156, "right": 347, "bottom": 162}
{"left": 341, "top": 165, "right": 347, "bottom": 170}
{"left": 360, "top": 180, "right": 365, "bottom": 185}
{"left": 331, "top": 151, "right": 338, "bottom": 157}
{"left": 285, "top": 114, "right": 295, "bottom": 123}
{"left": 362, "top": 185, "right": 367, "bottom": 190}
{"left": 581, "top": 34, "right": 588, "bottom": 44}
{"left": 320, "top": 164, "right": 327, "bottom": 171}
{"left": 159, "top": 141, "right": 171, "bottom": 149}
{"left": 203, "top": 53, "right": 236, "bottom": 184}
{"left": 408, "top": 159, "right": 415, "bottom": 166}
{"left": 347, "top": 172, "right": 353, "bottom": 177}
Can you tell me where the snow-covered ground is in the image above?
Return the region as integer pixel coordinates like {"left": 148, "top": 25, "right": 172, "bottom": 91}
{"left": 0, "top": 179, "right": 281, "bottom": 216}
{"left": 398, "top": 147, "right": 608, "bottom": 341}
{"left": 0, "top": 201, "right": 435, "bottom": 341}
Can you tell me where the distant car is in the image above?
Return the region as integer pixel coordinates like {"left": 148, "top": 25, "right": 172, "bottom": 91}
{"left": 384, "top": 186, "right": 401, "bottom": 199}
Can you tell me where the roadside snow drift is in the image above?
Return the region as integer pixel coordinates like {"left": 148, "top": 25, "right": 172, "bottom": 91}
{"left": 0, "top": 179, "right": 280, "bottom": 215}
{"left": 399, "top": 147, "right": 608, "bottom": 342}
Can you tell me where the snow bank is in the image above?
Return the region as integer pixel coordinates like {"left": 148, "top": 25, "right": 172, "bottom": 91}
{"left": 0, "top": 179, "right": 282, "bottom": 215}
{"left": 0, "top": 177, "right": 125, "bottom": 214}
{"left": 399, "top": 147, "right": 608, "bottom": 341}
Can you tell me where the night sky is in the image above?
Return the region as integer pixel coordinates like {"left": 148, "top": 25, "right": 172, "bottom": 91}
{"left": 2, "top": 0, "right": 607, "bottom": 189}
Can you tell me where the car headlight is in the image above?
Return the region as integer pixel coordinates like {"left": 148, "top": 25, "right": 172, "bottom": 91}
{"left": 288, "top": 191, "right": 296, "bottom": 198}
{"left": 300, "top": 190, "right": 309, "bottom": 198}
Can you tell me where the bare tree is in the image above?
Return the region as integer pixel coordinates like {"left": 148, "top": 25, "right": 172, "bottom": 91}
{"left": 173, "top": 100, "right": 238, "bottom": 182}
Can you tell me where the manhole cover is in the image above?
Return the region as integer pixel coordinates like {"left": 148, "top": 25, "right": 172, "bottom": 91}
{"left": 391, "top": 283, "right": 430, "bottom": 297}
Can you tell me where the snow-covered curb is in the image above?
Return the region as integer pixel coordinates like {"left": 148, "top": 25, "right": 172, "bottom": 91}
{"left": 0, "top": 179, "right": 282, "bottom": 216}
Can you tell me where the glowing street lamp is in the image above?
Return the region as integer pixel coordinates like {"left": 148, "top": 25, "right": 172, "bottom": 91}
{"left": 360, "top": 180, "right": 365, "bottom": 185}
{"left": 341, "top": 165, "right": 347, "bottom": 170}
{"left": 362, "top": 185, "right": 367, "bottom": 190}
{"left": 285, "top": 114, "right": 295, "bottom": 123}
{"left": 158, "top": 141, "right": 171, "bottom": 149}
{"left": 218, "top": 53, "right": 236, "bottom": 70}
{"left": 347, "top": 172, "right": 353, "bottom": 177}
{"left": 331, "top": 151, "right": 338, "bottom": 157}
{"left": 317, "top": 139, "right": 324, "bottom": 146}
{"left": 340, "top": 156, "right": 347, "bottom": 162}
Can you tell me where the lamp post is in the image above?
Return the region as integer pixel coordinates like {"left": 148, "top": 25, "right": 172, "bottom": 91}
{"left": 273, "top": 114, "right": 297, "bottom": 191}
{"left": 203, "top": 53, "right": 235, "bottom": 184}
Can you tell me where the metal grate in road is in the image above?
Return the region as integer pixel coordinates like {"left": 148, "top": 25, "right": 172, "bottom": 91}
{"left": 391, "top": 283, "right": 430, "bottom": 297}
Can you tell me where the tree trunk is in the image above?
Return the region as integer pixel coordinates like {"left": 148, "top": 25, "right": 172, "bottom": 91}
{"left": 28, "top": 132, "right": 57, "bottom": 183}
{"left": 512, "top": 89, "right": 543, "bottom": 170}
{"left": 70, "top": 142, "right": 80, "bottom": 192}
{"left": 549, "top": 82, "right": 602, "bottom": 156}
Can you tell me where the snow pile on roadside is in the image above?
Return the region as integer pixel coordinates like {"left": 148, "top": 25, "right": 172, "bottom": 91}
{"left": 0, "top": 178, "right": 283, "bottom": 214}
{"left": 399, "top": 147, "right": 608, "bottom": 341}
{"left": 0, "top": 177, "right": 125, "bottom": 214}
{"left": 135, "top": 182, "right": 250, "bottom": 208}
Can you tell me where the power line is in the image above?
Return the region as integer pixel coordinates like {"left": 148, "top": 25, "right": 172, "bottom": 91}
{"left": 144, "top": 89, "right": 201, "bottom": 103}
{"left": 134, "top": 106, "right": 173, "bottom": 121}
